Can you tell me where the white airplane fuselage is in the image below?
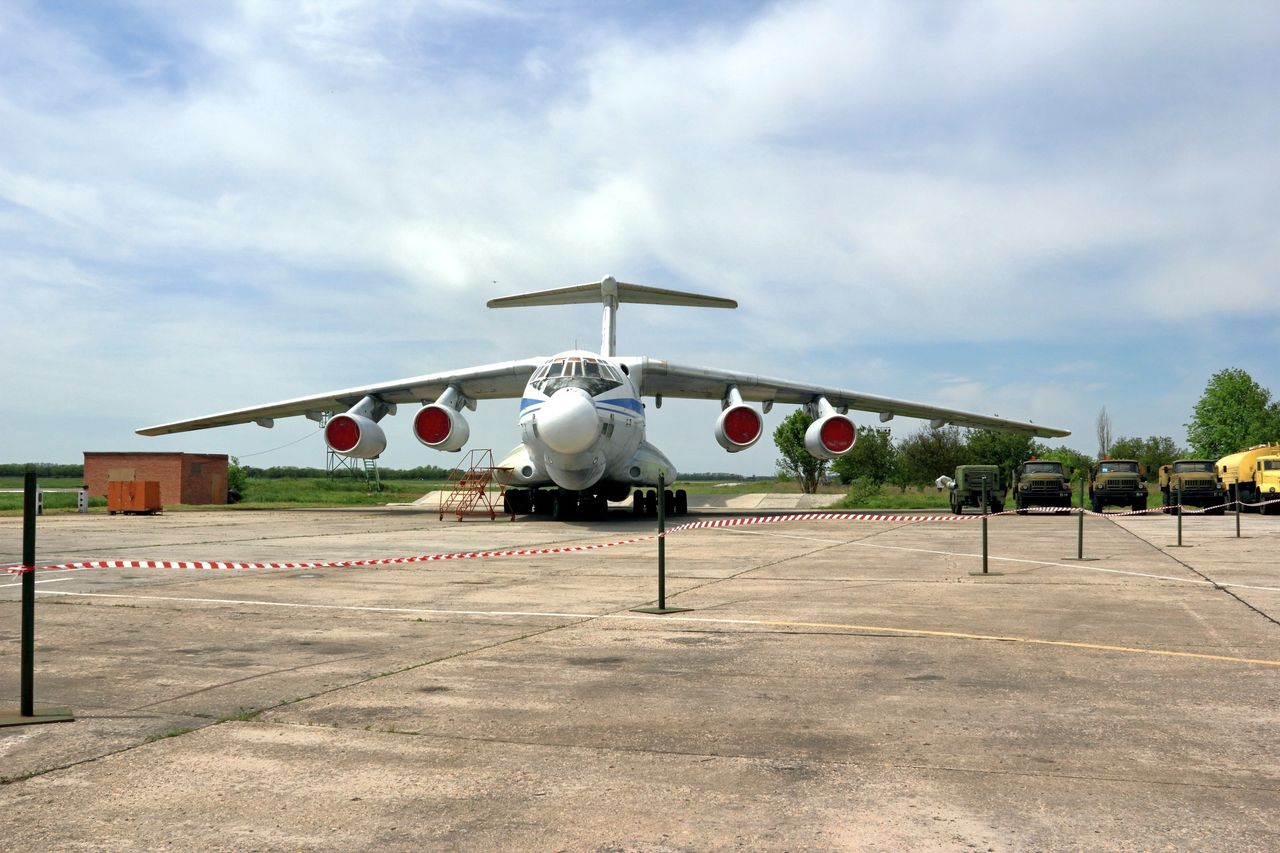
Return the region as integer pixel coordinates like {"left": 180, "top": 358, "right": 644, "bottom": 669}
{"left": 495, "top": 349, "right": 675, "bottom": 499}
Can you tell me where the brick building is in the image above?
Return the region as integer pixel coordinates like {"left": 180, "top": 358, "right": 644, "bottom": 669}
{"left": 83, "top": 452, "right": 229, "bottom": 506}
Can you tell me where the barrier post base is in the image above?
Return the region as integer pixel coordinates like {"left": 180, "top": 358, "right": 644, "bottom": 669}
{"left": 967, "top": 571, "right": 1003, "bottom": 577}
{"left": 631, "top": 606, "right": 693, "bottom": 615}
{"left": 0, "top": 707, "right": 74, "bottom": 728}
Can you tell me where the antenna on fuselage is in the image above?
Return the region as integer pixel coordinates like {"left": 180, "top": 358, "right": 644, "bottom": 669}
{"left": 485, "top": 276, "right": 737, "bottom": 357}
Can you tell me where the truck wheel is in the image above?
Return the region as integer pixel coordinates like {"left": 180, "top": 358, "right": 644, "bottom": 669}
{"left": 1090, "top": 499, "right": 1103, "bottom": 514}
{"left": 1015, "top": 497, "right": 1027, "bottom": 516}
{"left": 990, "top": 499, "right": 1004, "bottom": 514}
{"left": 951, "top": 495, "right": 962, "bottom": 515}
{"left": 1132, "top": 498, "right": 1147, "bottom": 513}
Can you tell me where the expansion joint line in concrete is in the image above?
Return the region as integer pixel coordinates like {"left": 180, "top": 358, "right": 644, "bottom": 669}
{"left": 1109, "top": 516, "right": 1280, "bottom": 629}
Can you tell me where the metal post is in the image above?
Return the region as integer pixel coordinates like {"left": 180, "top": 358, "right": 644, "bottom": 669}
{"left": 1176, "top": 481, "right": 1183, "bottom": 547}
{"left": 1235, "top": 491, "right": 1241, "bottom": 538}
{"left": 969, "top": 476, "right": 1000, "bottom": 576}
{"left": 1078, "top": 477, "right": 1085, "bottom": 559}
{"left": 631, "top": 473, "right": 691, "bottom": 614}
{"left": 657, "top": 472, "right": 666, "bottom": 609}
{"left": 0, "top": 473, "right": 73, "bottom": 727}
{"left": 981, "top": 477, "right": 989, "bottom": 574}
{"left": 21, "top": 473, "right": 35, "bottom": 717}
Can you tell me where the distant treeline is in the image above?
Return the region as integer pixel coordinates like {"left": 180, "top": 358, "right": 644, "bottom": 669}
{"left": 0, "top": 463, "right": 84, "bottom": 477}
{"left": 239, "top": 464, "right": 454, "bottom": 480}
{"left": 1, "top": 463, "right": 770, "bottom": 481}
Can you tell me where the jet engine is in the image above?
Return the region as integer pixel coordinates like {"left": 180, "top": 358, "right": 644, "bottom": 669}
{"left": 715, "top": 405, "right": 763, "bottom": 452}
{"left": 804, "top": 413, "right": 857, "bottom": 460}
{"left": 714, "top": 385, "right": 762, "bottom": 452}
{"left": 413, "top": 404, "right": 470, "bottom": 452}
{"left": 324, "top": 413, "right": 387, "bottom": 459}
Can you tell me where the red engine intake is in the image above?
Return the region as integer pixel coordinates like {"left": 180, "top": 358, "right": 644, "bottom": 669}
{"left": 804, "top": 414, "right": 857, "bottom": 460}
{"left": 413, "top": 404, "right": 470, "bottom": 452}
{"left": 324, "top": 413, "right": 387, "bottom": 459}
{"left": 715, "top": 405, "right": 763, "bottom": 452}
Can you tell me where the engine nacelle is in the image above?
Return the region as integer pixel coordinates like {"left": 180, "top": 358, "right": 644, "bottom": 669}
{"left": 715, "top": 405, "right": 763, "bottom": 452}
{"left": 804, "top": 414, "right": 857, "bottom": 460}
{"left": 413, "top": 404, "right": 470, "bottom": 452}
{"left": 324, "top": 413, "right": 387, "bottom": 459}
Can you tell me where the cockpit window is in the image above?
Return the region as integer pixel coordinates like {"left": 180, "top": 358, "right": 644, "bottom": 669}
{"left": 533, "top": 357, "right": 623, "bottom": 397}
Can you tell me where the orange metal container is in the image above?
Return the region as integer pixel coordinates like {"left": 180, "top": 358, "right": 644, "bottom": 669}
{"left": 107, "top": 481, "right": 162, "bottom": 514}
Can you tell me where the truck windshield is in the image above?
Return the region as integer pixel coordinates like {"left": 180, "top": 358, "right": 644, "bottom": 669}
{"left": 1097, "top": 462, "right": 1139, "bottom": 473}
{"left": 1173, "top": 462, "right": 1214, "bottom": 473}
{"left": 1023, "top": 463, "right": 1063, "bottom": 475}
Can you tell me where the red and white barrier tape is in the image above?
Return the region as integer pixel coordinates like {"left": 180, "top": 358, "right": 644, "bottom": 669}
{"left": 1, "top": 534, "right": 656, "bottom": 576}
{"left": 4, "top": 498, "right": 1277, "bottom": 576}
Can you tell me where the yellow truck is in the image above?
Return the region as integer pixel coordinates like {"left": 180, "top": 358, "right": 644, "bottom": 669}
{"left": 1216, "top": 443, "right": 1280, "bottom": 515}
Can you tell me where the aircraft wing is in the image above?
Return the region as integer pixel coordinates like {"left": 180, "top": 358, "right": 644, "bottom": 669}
{"left": 136, "top": 358, "right": 544, "bottom": 436}
{"left": 632, "top": 358, "right": 1071, "bottom": 438}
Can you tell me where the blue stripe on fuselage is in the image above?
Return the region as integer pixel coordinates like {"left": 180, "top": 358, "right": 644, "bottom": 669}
{"left": 598, "top": 397, "right": 644, "bottom": 415}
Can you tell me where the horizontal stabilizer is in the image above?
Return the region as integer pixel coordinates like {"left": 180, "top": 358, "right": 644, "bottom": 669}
{"left": 487, "top": 277, "right": 737, "bottom": 310}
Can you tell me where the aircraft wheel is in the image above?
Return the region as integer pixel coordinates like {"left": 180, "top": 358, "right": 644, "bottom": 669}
{"left": 552, "top": 489, "right": 576, "bottom": 521}
{"left": 644, "top": 490, "right": 657, "bottom": 516}
{"left": 663, "top": 489, "right": 674, "bottom": 516}
{"left": 633, "top": 489, "right": 645, "bottom": 516}
{"left": 674, "top": 489, "right": 688, "bottom": 516}
{"left": 532, "top": 490, "right": 552, "bottom": 515}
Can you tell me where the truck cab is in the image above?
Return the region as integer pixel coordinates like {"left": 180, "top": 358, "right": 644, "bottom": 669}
{"left": 1088, "top": 459, "right": 1148, "bottom": 513}
{"left": 1013, "top": 459, "right": 1072, "bottom": 514}
{"left": 1157, "top": 460, "right": 1225, "bottom": 515}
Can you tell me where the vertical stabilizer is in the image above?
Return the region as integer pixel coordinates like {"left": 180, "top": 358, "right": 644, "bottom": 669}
{"left": 486, "top": 276, "right": 737, "bottom": 357}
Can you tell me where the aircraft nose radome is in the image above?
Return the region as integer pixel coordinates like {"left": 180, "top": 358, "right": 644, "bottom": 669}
{"left": 537, "top": 388, "right": 600, "bottom": 454}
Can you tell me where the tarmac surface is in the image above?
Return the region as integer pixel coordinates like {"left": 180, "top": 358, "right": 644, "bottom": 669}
{"left": 1, "top": 503, "right": 1278, "bottom": 851}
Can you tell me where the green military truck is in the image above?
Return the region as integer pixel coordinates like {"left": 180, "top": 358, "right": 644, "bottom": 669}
{"left": 949, "top": 464, "right": 1005, "bottom": 515}
{"left": 1158, "top": 459, "right": 1226, "bottom": 515}
{"left": 1088, "top": 459, "right": 1149, "bottom": 513}
{"left": 1013, "top": 459, "right": 1073, "bottom": 513}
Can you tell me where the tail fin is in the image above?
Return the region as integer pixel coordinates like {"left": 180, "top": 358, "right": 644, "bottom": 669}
{"left": 486, "top": 276, "right": 736, "bottom": 357}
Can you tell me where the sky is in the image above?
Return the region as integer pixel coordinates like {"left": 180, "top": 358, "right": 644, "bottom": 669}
{"left": 3, "top": 0, "right": 1278, "bottom": 476}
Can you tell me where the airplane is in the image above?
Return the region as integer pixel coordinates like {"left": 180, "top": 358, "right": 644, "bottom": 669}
{"left": 138, "top": 276, "right": 1071, "bottom": 520}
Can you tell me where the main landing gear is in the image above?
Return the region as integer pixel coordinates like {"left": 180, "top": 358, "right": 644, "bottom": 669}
{"left": 503, "top": 487, "right": 688, "bottom": 521}
{"left": 632, "top": 488, "right": 687, "bottom": 518}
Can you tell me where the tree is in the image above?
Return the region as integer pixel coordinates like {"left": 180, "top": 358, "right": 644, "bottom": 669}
{"left": 895, "top": 426, "right": 969, "bottom": 488}
{"left": 1185, "top": 368, "right": 1280, "bottom": 458}
{"left": 832, "top": 425, "right": 896, "bottom": 486}
{"left": 773, "top": 409, "right": 829, "bottom": 494}
{"left": 1108, "top": 435, "right": 1184, "bottom": 476}
{"left": 965, "top": 429, "right": 1040, "bottom": 488}
{"left": 1038, "top": 446, "right": 1093, "bottom": 483}
{"left": 1096, "top": 406, "right": 1112, "bottom": 459}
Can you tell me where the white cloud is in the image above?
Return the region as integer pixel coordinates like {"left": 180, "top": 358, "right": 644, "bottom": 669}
{"left": 2, "top": 0, "right": 1278, "bottom": 468}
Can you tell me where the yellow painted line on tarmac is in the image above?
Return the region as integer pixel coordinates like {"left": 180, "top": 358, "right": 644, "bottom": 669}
{"left": 35, "top": 589, "right": 1280, "bottom": 668}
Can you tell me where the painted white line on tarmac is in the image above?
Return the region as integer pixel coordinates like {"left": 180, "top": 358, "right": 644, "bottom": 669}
{"left": 849, "top": 540, "right": 1280, "bottom": 589}
{"left": 32, "top": 589, "right": 1280, "bottom": 667}
{"left": 0, "top": 577, "right": 76, "bottom": 589}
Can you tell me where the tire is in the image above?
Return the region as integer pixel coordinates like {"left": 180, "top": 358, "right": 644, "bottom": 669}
{"left": 951, "top": 495, "right": 962, "bottom": 515}
{"left": 1015, "top": 497, "right": 1027, "bottom": 516}
{"left": 552, "top": 489, "right": 576, "bottom": 521}
{"left": 644, "top": 491, "right": 657, "bottom": 516}
{"left": 633, "top": 489, "right": 645, "bottom": 517}
{"left": 1132, "top": 498, "right": 1147, "bottom": 513}
{"left": 1091, "top": 499, "right": 1103, "bottom": 514}
{"left": 674, "top": 489, "right": 688, "bottom": 516}
{"left": 990, "top": 499, "right": 1004, "bottom": 514}
{"left": 663, "top": 489, "right": 674, "bottom": 516}
{"left": 533, "top": 490, "right": 552, "bottom": 515}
